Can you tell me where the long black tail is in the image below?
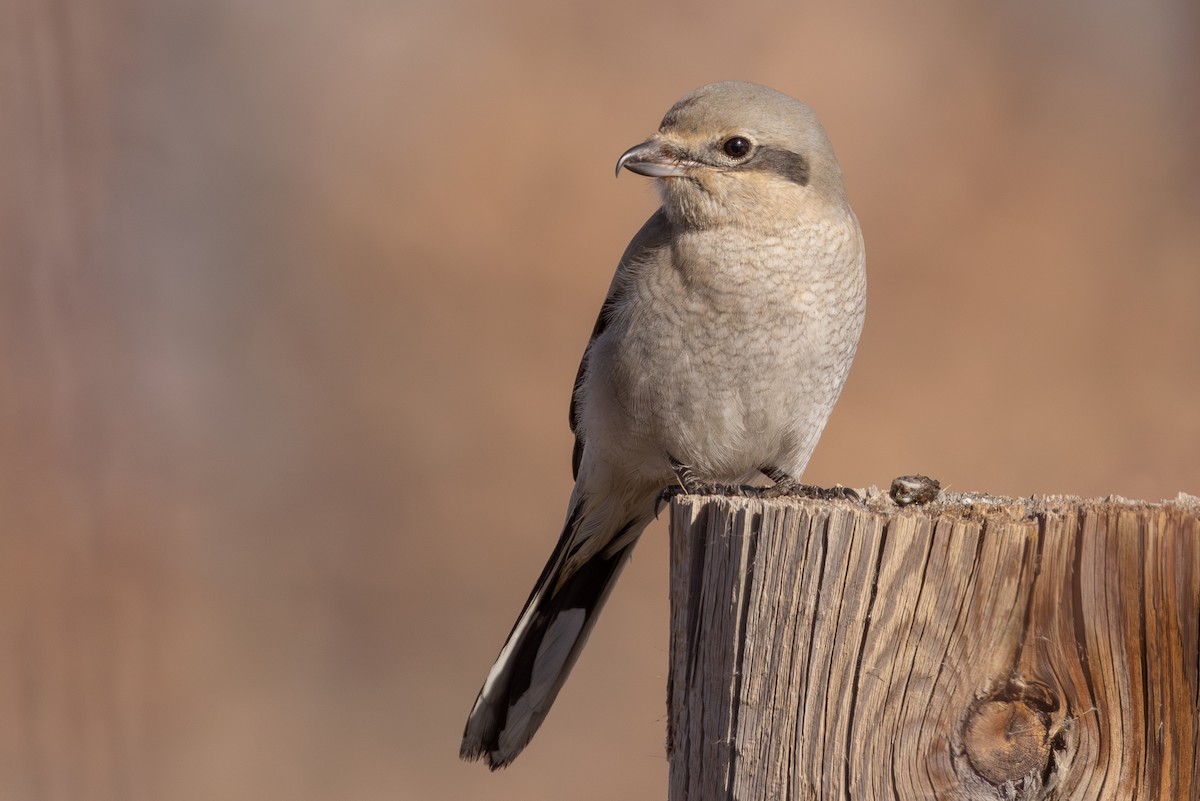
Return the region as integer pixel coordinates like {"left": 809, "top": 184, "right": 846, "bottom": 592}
{"left": 460, "top": 508, "right": 639, "bottom": 769}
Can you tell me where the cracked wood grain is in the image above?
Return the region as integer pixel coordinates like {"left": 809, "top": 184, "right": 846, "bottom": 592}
{"left": 666, "top": 492, "right": 1200, "bottom": 801}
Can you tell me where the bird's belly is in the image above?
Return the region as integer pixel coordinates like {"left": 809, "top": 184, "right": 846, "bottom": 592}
{"left": 606, "top": 315, "right": 831, "bottom": 483}
{"left": 650, "top": 350, "right": 806, "bottom": 480}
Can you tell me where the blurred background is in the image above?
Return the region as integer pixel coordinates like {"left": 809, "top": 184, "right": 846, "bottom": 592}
{"left": 2, "top": 0, "right": 1198, "bottom": 798}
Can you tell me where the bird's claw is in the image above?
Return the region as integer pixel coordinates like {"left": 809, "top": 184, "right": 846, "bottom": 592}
{"left": 759, "top": 468, "right": 861, "bottom": 502}
{"left": 658, "top": 481, "right": 753, "bottom": 505}
{"left": 755, "top": 483, "right": 861, "bottom": 501}
{"left": 814, "top": 484, "right": 862, "bottom": 502}
{"left": 659, "top": 459, "right": 763, "bottom": 512}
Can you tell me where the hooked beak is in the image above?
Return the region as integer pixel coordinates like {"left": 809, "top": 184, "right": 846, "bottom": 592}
{"left": 615, "top": 139, "right": 693, "bottom": 178}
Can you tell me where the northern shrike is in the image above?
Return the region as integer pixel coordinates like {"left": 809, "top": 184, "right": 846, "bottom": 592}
{"left": 461, "top": 81, "right": 867, "bottom": 769}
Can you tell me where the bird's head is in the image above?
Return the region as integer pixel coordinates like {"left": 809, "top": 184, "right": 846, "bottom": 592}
{"left": 616, "top": 81, "right": 848, "bottom": 230}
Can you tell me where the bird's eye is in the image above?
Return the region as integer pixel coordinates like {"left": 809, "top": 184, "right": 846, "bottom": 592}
{"left": 722, "top": 136, "right": 752, "bottom": 159}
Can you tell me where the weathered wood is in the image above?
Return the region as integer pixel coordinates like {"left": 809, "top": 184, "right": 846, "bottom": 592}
{"left": 667, "top": 490, "right": 1200, "bottom": 801}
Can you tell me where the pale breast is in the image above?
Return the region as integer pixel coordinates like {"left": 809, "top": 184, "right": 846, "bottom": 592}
{"left": 588, "top": 213, "right": 865, "bottom": 483}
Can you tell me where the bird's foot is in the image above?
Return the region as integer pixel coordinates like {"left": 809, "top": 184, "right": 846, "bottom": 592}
{"left": 760, "top": 468, "right": 861, "bottom": 502}
{"left": 660, "top": 458, "right": 753, "bottom": 503}
{"left": 659, "top": 482, "right": 758, "bottom": 506}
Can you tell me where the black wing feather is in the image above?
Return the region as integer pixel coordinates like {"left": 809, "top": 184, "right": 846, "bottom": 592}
{"left": 569, "top": 295, "right": 621, "bottom": 479}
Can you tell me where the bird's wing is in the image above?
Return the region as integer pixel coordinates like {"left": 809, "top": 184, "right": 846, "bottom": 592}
{"left": 569, "top": 208, "right": 672, "bottom": 479}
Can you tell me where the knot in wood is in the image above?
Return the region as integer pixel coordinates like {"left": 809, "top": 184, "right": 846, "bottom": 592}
{"left": 963, "top": 699, "right": 1051, "bottom": 784}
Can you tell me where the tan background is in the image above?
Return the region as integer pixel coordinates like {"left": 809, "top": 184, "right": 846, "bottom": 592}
{"left": 3, "top": 1, "right": 1198, "bottom": 799}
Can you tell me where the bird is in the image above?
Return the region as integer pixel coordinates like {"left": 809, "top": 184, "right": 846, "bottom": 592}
{"left": 460, "top": 80, "right": 867, "bottom": 770}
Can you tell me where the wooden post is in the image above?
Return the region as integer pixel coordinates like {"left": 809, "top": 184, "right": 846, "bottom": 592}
{"left": 667, "top": 489, "right": 1200, "bottom": 801}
